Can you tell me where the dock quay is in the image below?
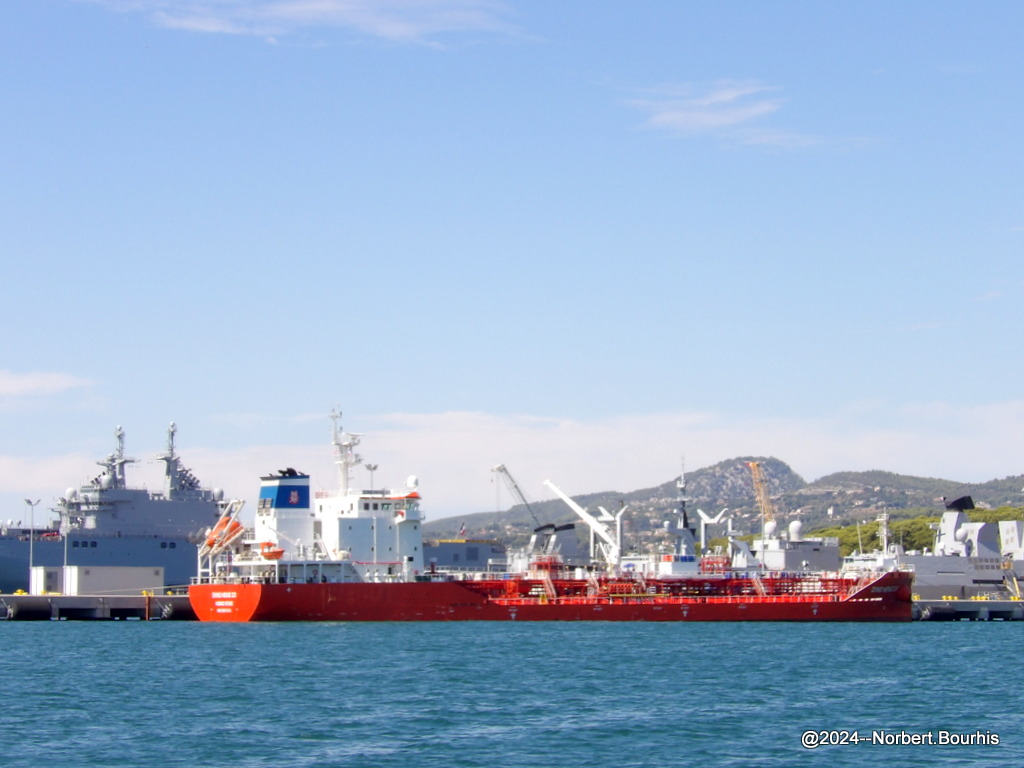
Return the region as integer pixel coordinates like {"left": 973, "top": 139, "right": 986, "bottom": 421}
{"left": 0, "top": 593, "right": 195, "bottom": 621}
{"left": 1, "top": 594, "right": 1020, "bottom": 622}
{"left": 913, "top": 598, "right": 1024, "bottom": 621}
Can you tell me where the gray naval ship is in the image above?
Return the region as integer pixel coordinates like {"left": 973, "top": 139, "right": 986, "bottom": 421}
{"left": 0, "top": 424, "right": 224, "bottom": 593}
{"left": 843, "top": 496, "right": 1024, "bottom": 600}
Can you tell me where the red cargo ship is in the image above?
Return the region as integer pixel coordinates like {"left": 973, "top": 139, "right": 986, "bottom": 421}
{"left": 189, "top": 412, "right": 913, "bottom": 622}
{"left": 190, "top": 569, "right": 913, "bottom": 622}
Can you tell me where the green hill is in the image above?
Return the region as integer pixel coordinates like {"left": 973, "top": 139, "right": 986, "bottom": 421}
{"left": 423, "top": 457, "right": 1024, "bottom": 554}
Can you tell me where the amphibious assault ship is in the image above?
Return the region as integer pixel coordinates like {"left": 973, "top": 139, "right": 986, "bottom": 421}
{"left": 0, "top": 424, "right": 224, "bottom": 593}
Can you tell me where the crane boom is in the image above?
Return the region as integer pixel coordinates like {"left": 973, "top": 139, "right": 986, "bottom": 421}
{"left": 543, "top": 479, "right": 622, "bottom": 566}
{"left": 491, "top": 464, "right": 542, "bottom": 527}
{"left": 747, "top": 460, "right": 776, "bottom": 525}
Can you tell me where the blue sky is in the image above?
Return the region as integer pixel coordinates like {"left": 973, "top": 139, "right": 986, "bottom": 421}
{"left": 2, "top": 1, "right": 1022, "bottom": 523}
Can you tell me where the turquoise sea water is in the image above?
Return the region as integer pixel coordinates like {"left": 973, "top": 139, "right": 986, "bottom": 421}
{"left": 0, "top": 621, "right": 1018, "bottom": 767}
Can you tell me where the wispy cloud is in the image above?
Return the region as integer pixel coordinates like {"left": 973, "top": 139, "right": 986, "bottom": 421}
{"left": 626, "top": 80, "right": 826, "bottom": 148}
{"left": 80, "top": 0, "right": 513, "bottom": 42}
{"left": 0, "top": 370, "right": 91, "bottom": 399}
{"left": 631, "top": 81, "right": 782, "bottom": 133}
{"left": 3, "top": 402, "right": 1023, "bottom": 520}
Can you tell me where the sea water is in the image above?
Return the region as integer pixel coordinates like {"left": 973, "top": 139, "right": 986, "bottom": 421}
{"left": 0, "top": 621, "right": 1018, "bottom": 767}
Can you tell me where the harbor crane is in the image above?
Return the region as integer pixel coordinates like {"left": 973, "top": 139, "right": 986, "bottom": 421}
{"left": 491, "top": 464, "right": 542, "bottom": 528}
{"left": 747, "top": 460, "right": 777, "bottom": 535}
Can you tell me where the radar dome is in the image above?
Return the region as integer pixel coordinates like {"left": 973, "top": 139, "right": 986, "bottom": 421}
{"left": 213, "top": 488, "right": 224, "bottom": 501}
{"left": 954, "top": 527, "right": 969, "bottom": 542}
{"left": 764, "top": 520, "right": 778, "bottom": 537}
{"left": 406, "top": 475, "right": 419, "bottom": 490}
{"left": 789, "top": 520, "right": 803, "bottom": 541}
{"left": 66, "top": 488, "right": 78, "bottom": 500}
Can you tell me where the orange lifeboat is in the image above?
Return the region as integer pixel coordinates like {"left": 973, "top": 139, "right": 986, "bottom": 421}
{"left": 205, "top": 515, "right": 231, "bottom": 549}
{"left": 222, "top": 519, "right": 245, "bottom": 546}
{"left": 259, "top": 541, "right": 285, "bottom": 560}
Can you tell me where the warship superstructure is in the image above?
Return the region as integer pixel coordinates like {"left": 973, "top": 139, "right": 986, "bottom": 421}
{"left": 0, "top": 424, "right": 224, "bottom": 593}
{"left": 843, "top": 498, "right": 1024, "bottom": 600}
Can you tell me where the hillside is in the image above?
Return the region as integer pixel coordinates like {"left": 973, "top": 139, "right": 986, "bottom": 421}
{"left": 422, "top": 457, "right": 1024, "bottom": 552}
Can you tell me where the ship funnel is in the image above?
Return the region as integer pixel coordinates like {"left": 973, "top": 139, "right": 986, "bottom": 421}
{"left": 256, "top": 469, "right": 313, "bottom": 557}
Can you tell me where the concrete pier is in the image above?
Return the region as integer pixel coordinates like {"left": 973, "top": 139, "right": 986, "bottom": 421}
{"left": 0, "top": 593, "right": 195, "bottom": 621}
{"left": 913, "top": 598, "right": 1024, "bottom": 621}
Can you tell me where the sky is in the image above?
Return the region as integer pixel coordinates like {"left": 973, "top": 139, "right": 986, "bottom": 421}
{"left": 2, "top": 1, "right": 1023, "bottom": 525}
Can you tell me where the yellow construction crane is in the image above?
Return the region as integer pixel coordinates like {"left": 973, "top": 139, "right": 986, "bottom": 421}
{"left": 747, "top": 461, "right": 776, "bottom": 527}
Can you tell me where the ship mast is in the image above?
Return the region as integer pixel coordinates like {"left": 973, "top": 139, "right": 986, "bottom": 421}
{"left": 156, "top": 422, "right": 181, "bottom": 491}
{"left": 100, "top": 426, "right": 136, "bottom": 489}
{"left": 331, "top": 408, "right": 363, "bottom": 496}
{"left": 677, "top": 459, "right": 695, "bottom": 539}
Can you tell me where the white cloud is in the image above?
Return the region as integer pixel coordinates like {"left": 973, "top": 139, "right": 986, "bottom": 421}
{"left": 323, "top": 405, "right": 1024, "bottom": 516}
{"left": 628, "top": 81, "right": 783, "bottom": 136}
{"left": 631, "top": 81, "right": 781, "bottom": 133}
{"left": 5, "top": 403, "right": 1021, "bottom": 526}
{"left": 0, "top": 454, "right": 100, "bottom": 526}
{"left": 625, "top": 80, "right": 850, "bottom": 149}
{"left": 0, "top": 370, "right": 91, "bottom": 399}
{"left": 81, "top": 0, "right": 513, "bottom": 41}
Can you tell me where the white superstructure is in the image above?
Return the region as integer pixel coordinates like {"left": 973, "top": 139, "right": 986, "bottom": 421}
{"left": 200, "top": 411, "right": 424, "bottom": 585}
{"left": 843, "top": 509, "right": 1023, "bottom": 599}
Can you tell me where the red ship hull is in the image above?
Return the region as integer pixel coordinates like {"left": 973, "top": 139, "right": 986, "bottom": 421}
{"left": 189, "top": 570, "right": 913, "bottom": 622}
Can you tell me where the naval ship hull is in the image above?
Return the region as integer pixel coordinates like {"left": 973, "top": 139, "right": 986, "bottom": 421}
{"left": 0, "top": 536, "right": 199, "bottom": 593}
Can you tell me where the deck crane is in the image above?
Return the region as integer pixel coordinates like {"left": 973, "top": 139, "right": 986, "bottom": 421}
{"left": 543, "top": 479, "right": 624, "bottom": 567}
{"left": 491, "top": 464, "right": 542, "bottom": 528}
{"left": 747, "top": 460, "right": 777, "bottom": 536}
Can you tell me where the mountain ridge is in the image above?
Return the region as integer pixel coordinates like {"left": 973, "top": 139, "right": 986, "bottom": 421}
{"left": 423, "top": 457, "right": 1024, "bottom": 550}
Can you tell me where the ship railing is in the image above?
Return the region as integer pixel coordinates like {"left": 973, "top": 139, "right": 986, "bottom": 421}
{"left": 700, "top": 556, "right": 731, "bottom": 574}
{"left": 490, "top": 593, "right": 847, "bottom": 607}
{"left": 489, "top": 575, "right": 886, "bottom": 604}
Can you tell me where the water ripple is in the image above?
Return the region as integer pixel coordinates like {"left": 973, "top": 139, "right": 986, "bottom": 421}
{"left": 0, "top": 621, "right": 1018, "bottom": 767}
